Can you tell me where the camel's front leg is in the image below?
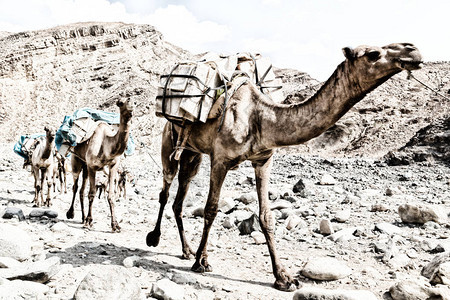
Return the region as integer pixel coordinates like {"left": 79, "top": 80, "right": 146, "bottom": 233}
{"left": 106, "top": 164, "right": 120, "bottom": 232}
{"left": 32, "top": 167, "right": 41, "bottom": 207}
{"left": 44, "top": 167, "right": 53, "bottom": 207}
{"left": 253, "top": 156, "right": 299, "bottom": 292}
{"left": 85, "top": 167, "right": 97, "bottom": 228}
{"left": 147, "top": 123, "right": 179, "bottom": 247}
{"left": 172, "top": 151, "right": 202, "bottom": 259}
{"left": 191, "top": 162, "right": 228, "bottom": 273}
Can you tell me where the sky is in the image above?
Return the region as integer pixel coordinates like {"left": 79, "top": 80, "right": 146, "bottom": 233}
{"left": 0, "top": 0, "right": 449, "bottom": 81}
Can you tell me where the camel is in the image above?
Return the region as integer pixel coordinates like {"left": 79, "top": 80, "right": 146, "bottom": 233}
{"left": 31, "top": 127, "right": 55, "bottom": 207}
{"left": 66, "top": 98, "right": 133, "bottom": 232}
{"left": 147, "top": 43, "right": 422, "bottom": 291}
{"left": 95, "top": 168, "right": 109, "bottom": 200}
{"left": 52, "top": 151, "right": 67, "bottom": 194}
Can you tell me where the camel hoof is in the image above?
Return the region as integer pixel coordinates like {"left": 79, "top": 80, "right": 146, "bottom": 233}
{"left": 191, "top": 262, "right": 205, "bottom": 273}
{"left": 112, "top": 222, "right": 121, "bottom": 232}
{"left": 146, "top": 230, "right": 161, "bottom": 247}
{"left": 181, "top": 247, "right": 195, "bottom": 260}
{"left": 274, "top": 278, "right": 300, "bottom": 292}
{"left": 191, "top": 261, "right": 212, "bottom": 273}
{"left": 66, "top": 210, "right": 74, "bottom": 219}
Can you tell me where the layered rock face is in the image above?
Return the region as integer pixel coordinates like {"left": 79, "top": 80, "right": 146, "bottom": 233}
{"left": 0, "top": 22, "right": 191, "bottom": 145}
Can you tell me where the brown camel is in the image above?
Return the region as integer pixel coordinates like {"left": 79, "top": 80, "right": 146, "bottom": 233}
{"left": 52, "top": 151, "right": 67, "bottom": 194}
{"left": 147, "top": 43, "right": 422, "bottom": 291}
{"left": 66, "top": 98, "right": 133, "bottom": 231}
{"left": 31, "top": 127, "right": 55, "bottom": 207}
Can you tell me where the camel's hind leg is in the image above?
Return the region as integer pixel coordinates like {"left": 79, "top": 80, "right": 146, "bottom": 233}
{"left": 173, "top": 150, "right": 202, "bottom": 259}
{"left": 67, "top": 156, "right": 87, "bottom": 222}
{"left": 105, "top": 163, "right": 121, "bottom": 232}
{"left": 253, "top": 156, "right": 299, "bottom": 291}
{"left": 39, "top": 168, "right": 46, "bottom": 208}
{"left": 147, "top": 122, "right": 178, "bottom": 247}
{"left": 191, "top": 161, "right": 228, "bottom": 273}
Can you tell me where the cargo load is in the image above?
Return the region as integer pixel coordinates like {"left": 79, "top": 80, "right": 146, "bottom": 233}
{"left": 156, "top": 52, "right": 283, "bottom": 125}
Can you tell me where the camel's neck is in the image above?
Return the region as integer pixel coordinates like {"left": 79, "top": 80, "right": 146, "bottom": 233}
{"left": 263, "top": 61, "right": 394, "bottom": 147}
{"left": 108, "top": 110, "right": 132, "bottom": 156}
{"left": 42, "top": 134, "right": 54, "bottom": 159}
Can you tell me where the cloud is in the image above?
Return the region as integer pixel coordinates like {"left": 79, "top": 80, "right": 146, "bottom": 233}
{"left": 0, "top": 1, "right": 230, "bottom": 55}
{"left": 144, "top": 5, "right": 231, "bottom": 53}
{"left": 0, "top": 0, "right": 131, "bottom": 31}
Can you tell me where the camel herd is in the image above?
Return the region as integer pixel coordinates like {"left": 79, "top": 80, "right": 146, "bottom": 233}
{"left": 19, "top": 43, "right": 422, "bottom": 291}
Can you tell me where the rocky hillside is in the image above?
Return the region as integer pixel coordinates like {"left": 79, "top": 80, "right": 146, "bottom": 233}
{"left": 0, "top": 22, "right": 192, "bottom": 148}
{"left": 0, "top": 22, "right": 448, "bottom": 160}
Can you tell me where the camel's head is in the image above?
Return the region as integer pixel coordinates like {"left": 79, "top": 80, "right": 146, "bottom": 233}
{"left": 44, "top": 126, "right": 56, "bottom": 142}
{"left": 342, "top": 43, "right": 422, "bottom": 84}
{"left": 117, "top": 98, "right": 134, "bottom": 119}
{"left": 44, "top": 126, "right": 55, "bottom": 136}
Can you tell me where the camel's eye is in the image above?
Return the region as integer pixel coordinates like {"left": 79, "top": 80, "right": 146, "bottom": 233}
{"left": 367, "top": 50, "right": 381, "bottom": 61}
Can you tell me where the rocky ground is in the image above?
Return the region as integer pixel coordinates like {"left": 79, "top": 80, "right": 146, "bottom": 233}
{"left": 1, "top": 141, "right": 449, "bottom": 299}
{"left": 0, "top": 22, "right": 449, "bottom": 300}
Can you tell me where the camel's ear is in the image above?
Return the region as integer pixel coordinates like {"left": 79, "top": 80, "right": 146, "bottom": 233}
{"left": 343, "top": 47, "right": 355, "bottom": 60}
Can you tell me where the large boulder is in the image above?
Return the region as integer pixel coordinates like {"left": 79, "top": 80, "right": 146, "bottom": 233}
{"left": 0, "top": 223, "right": 32, "bottom": 261}
{"left": 73, "top": 265, "right": 143, "bottom": 300}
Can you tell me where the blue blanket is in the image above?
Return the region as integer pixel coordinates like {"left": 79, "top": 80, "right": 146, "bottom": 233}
{"left": 13, "top": 133, "right": 45, "bottom": 160}
{"left": 55, "top": 107, "right": 135, "bottom": 156}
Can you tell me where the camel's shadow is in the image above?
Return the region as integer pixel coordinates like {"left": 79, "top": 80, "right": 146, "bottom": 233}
{"left": 46, "top": 241, "right": 272, "bottom": 289}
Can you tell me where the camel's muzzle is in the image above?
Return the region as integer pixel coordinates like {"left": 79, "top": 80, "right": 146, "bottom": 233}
{"left": 398, "top": 58, "right": 423, "bottom": 70}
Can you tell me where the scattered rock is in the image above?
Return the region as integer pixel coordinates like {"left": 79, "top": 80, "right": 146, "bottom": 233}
{"left": 0, "top": 278, "right": 50, "bottom": 299}
{"left": 389, "top": 280, "right": 450, "bottom": 300}
{"left": 270, "top": 200, "right": 292, "bottom": 210}
{"left": 73, "top": 265, "right": 142, "bottom": 300}
{"left": 222, "top": 216, "right": 235, "bottom": 229}
{"left": 191, "top": 206, "right": 204, "bottom": 218}
{"left": 0, "top": 257, "right": 22, "bottom": 269}
{"left": 293, "top": 178, "right": 306, "bottom": 193}
{"left": 398, "top": 203, "right": 448, "bottom": 224}
{"left": 430, "top": 261, "right": 450, "bottom": 285}
{"left": 319, "top": 219, "right": 334, "bottom": 235}
{"left": 151, "top": 278, "right": 184, "bottom": 300}
{"left": 370, "top": 203, "right": 389, "bottom": 212}
{"left": 169, "top": 269, "right": 197, "bottom": 285}
{"left": 286, "top": 214, "right": 302, "bottom": 230}
{"left": 236, "top": 192, "right": 258, "bottom": 205}
{"left": 2, "top": 207, "right": 25, "bottom": 221}
{"left": 328, "top": 227, "right": 362, "bottom": 243}
{"left": 122, "top": 256, "right": 140, "bottom": 268}
{"left": 293, "top": 286, "right": 378, "bottom": 300}
{"left": 375, "top": 222, "right": 403, "bottom": 235}
{"left": 335, "top": 209, "right": 351, "bottom": 223}
{"left": 318, "top": 173, "right": 336, "bottom": 185}
{"left": 301, "top": 257, "right": 352, "bottom": 280}
{"left": 0, "top": 256, "right": 60, "bottom": 283}
{"left": 0, "top": 223, "right": 32, "bottom": 261}
{"left": 238, "top": 214, "right": 261, "bottom": 235}
{"left": 218, "top": 197, "right": 235, "bottom": 213}
{"left": 251, "top": 231, "right": 266, "bottom": 244}
{"left": 51, "top": 222, "right": 70, "bottom": 232}
{"left": 29, "top": 209, "right": 58, "bottom": 219}
{"left": 421, "top": 252, "right": 450, "bottom": 279}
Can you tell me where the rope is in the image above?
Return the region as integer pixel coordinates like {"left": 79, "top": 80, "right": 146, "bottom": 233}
{"left": 407, "top": 71, "right": 450, "bottom": 101}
